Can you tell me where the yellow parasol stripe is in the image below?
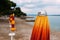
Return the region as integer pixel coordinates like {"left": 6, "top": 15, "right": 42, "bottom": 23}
{"left": 31, "top": 16, "right": 50, "bottom": 40}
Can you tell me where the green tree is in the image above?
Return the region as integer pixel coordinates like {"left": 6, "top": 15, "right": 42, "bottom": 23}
{"left": 0, "top": 0, "right": 16, "bottom": 16}
{"left": 14, "top": 7, "right": 27, "bottom": 17}
{"left": 0, "top": 0, "right": 27, "bottom": 17}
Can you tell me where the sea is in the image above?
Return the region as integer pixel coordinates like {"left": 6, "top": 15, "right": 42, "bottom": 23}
{"left": 26, "top": 15, "right": 60, "bottom": 31}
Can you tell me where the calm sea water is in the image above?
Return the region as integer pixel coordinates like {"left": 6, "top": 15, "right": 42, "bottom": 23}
{"left": 26, "top": 16, "right": 60, "bottom": 31}
{"left": 48, "top": 16, "right": 60, "bottom": 31}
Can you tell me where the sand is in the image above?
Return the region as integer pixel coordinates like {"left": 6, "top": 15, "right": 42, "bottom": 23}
{"left": 0, "top": 17, "right": 60, "bottom": 40}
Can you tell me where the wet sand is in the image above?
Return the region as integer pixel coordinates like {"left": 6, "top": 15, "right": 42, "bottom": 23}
{"left": 0, "top": 17, "right": 60, "bottom": 40}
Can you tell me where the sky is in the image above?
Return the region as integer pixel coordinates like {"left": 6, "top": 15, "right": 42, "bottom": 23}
{"left": 10, "top": 0, "right": 60, "bottom": 15}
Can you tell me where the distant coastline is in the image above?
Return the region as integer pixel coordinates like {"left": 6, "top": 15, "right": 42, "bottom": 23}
{"left": 48, "top": 15, "right": 60, "bottom": 16}
{"left": 27, "top": 14, "right": 60, "bottom": 16}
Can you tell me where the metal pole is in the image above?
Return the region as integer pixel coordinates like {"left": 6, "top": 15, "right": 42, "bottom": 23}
{"left": 9, "top": 32, "right": 15, "bottom": 40}
{"left": 11, "top": 36, "right": 13, "bottom": 40}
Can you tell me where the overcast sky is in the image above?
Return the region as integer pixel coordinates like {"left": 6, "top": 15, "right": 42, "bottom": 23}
{"left": 10, "top": 0, "right": 60, "bottom": 15}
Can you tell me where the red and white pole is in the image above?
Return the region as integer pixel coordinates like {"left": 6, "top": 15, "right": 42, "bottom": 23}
{"left": 9, "top": 13, "right": 16, "bottom": 32}
{"left": 9, "top": 13, "right": 16, "bottom": 40}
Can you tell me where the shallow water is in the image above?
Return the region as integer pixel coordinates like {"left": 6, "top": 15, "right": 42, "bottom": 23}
{"left": 26, "top": 16, "right": 60, "bottom": 31}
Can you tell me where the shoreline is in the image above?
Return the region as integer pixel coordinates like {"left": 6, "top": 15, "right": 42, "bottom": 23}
{"left": 0, "top": 17, "right": 60, "bottom": 40}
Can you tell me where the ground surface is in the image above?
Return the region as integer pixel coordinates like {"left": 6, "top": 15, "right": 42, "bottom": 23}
{"left": 0, "top": 17, "right": 60, "bottom": 40}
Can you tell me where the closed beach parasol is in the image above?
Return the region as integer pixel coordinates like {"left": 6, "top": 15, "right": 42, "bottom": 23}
{"left": 31, "top": 11, "right": 50, "bottom": 40}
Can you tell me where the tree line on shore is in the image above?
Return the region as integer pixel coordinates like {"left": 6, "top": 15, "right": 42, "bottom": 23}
{"left": 0, "top": 0, "right": 27, "bottom": 17}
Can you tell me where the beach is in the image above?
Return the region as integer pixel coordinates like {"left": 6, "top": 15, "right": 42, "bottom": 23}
{"left": 0, "top": 17, "right": 60, "bottom": 40}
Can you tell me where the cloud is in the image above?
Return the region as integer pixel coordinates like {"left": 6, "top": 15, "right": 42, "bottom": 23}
{"left": 43, "top": 6, "right": 60, "bottom": 15}
{"left": 21, "top": 7, "right": 33, "bottom": 13}
{"left": 23, "top": 4, "right": 35, "bottom": 8}
{"left": 10, "top": 0, "right": 60, "bottom": 15}
{"left": 42, "top": 0, "right": 60, "bottom": 5}
{"left": 20, "top": 7, "right": 41, "bottom": 14}
{"left": 10, "top": 0, "right": 40, "bottom": 4}
{"left": 56, "top": 0, "right": 60, "bottom": 4}
{"left": 11, "top": 0, "right": 60, "bottom": 5}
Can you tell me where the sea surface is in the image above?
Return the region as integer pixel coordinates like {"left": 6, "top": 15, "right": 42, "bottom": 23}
{"left": 26, "top": 16, "right": 60, "bottom": 31}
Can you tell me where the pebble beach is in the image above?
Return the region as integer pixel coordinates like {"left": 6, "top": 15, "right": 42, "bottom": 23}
{"left": 0, "top": 17, "right": 60, "bottom": 40}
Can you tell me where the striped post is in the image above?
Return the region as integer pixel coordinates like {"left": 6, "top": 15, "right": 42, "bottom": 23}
{"left": 9, "top": 13, "right": 16, "bottom": 40}
{"left": 9, "top": 13, "right": 16, "bottom": 32}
